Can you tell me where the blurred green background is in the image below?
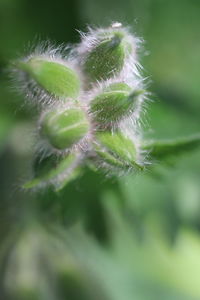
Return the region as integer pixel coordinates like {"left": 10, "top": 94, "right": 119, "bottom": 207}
{"left": 0, "top": 0, "right": 200, "bottom": 299}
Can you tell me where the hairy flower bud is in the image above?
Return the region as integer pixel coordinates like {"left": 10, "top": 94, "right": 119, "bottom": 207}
{"left": 90, "top": 82, "right": 144, "bottom": 126}
{"left": 40, "top": 107, "right": 90, "bottom": 150}
{"left": 16, "top": 57, "right": 81, "bottom": 99}
{"left": 93, "top": 131, "right": 143, "bottom": 171}
{"left": 11, "top": 24, "right": 150, "bottom": 191}
{"left": 81, "top": 26, "right": 135, "bottom": 83}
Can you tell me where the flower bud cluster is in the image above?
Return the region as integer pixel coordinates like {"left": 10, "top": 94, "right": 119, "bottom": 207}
{"left": 13, "top": 23, "right": 147, "bottom": 190}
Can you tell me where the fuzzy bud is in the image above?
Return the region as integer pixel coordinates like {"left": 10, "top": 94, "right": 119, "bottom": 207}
{"left": 93, "top": 131, "right": 143, "bottom": 171}
{"left": 82, "top": 28, "right": 133, "bottom": 83}
{"left": 40, "top": 107, "right": 89, "bottom": 150}
{"left": 11, "top": 24, "right": 149, "bottom": 191}
{"left": 16, "top": 57, "right": 81, "bottom": 99}
{"left": 90, "top": 82, "right": 144, "bottom": 126}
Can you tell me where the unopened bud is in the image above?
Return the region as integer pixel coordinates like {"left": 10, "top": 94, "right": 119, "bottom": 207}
{"left": 90, "top": 82, "right": 144, "bottom": 125}
{"left": 17, "top": 57, "right": 81, "bottom": 99}
{"left": 40, "top": 107, "right": 89, "bottom": 150}
{"left": 94, "top": 131, "right": 143, "bottom": 171}
{"left": 83, "top": 29, "right": 133, "bottom": 82}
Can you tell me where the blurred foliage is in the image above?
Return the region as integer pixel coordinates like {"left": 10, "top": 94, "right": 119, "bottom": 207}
{"left": 0, "top": 0, "right": 200, "bottom": 299}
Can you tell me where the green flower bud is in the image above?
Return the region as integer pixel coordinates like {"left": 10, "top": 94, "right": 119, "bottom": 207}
{"left": 94, "top": 131, "right": 143, "bottom": 171}
{"left": 83, "top": 31, "right": 132, "bottom": 82}
{"left": 41, "top": 107, "right": 90, "bottom": 150}
{"left": 90, "top": 83, "right": 144, "bottom": 125}
{"left": 17, "top": 57, "right": 81, "bottom": 99}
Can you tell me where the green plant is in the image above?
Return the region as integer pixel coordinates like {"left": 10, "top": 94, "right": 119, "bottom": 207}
{"left": 11, "top": 23, "right": 200, "bottom": 190}
{"left": 12, "top": 23, "right": 200, "bottom": 192}
{"left": 4, "top": 21, "right": 200, "bottom": 300}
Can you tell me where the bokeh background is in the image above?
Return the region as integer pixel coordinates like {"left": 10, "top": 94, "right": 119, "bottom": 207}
{"left": 0, "top": 0, "right": 200, "bottom": 299}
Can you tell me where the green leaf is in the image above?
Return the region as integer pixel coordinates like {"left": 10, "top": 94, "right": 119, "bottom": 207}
{"left": 143, "top": 134, "right": 200, "bottom": 161}
{"left": 41, "top": 107, "right": 90, "bottom": 150}
{"left": 16, "top": 57, "right": 81, "bottom": 99}
{"left": 23, "top": 152, "right": 82, "bottom": 190}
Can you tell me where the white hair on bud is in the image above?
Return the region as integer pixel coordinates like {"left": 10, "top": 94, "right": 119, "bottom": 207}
{"left": 75, "top": 23, "right": 143, "bottom": 87}
{"left": 111, "top": 22, "right": 122, "bottom": 28}
{"left": 12, "top": 23, "right": 151, "bottom": 189}
{"left": 37, "top": 102, "right": 93, "bottom": 156}
{"left": 76, "top": 23, "right": 140, "bottom": 60}
{"left": 89, "top": 149, "right": 143, "bottom": 178}
{"left": 74, "top": 23, "right": 148, "bottom": 139}
{"left": 11, "top": 41, "right": 83, "bottom": 109}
